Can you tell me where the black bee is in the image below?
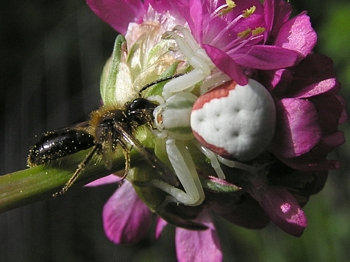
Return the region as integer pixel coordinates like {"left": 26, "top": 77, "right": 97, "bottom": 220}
{"left": 28, "top": 76, "right": 180, "bottom": 195}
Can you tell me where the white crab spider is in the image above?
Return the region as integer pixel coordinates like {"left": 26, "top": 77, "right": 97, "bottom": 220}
{"left": 149, "top": 92, "right": 205, "bottom": 206}
{"left": 191, "top": 79, "right": 276, "bottom": 161}
{"left": 147, "top": 90, "right": 229, "bottom": 206}
{"left": 144, "top": 26, "right": 275, "bottom": 207}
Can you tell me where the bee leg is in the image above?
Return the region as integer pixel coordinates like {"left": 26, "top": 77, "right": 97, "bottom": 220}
{"left": 53, "top": 144, "right": 100, "bottom": 196}
{"left": 118, "top": 140, "right": 130, "bottom": 181}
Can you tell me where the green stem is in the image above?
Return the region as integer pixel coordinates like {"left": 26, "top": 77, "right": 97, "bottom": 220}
{"left": 0, "top": 149, "right": 141, "bottom": 213}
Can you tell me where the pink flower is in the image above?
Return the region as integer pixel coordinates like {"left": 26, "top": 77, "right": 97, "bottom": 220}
{"left": 264, "top": 54, "right": 347, "bottom": 171}
{"left": 87, "top": 0, "right": 315, "bottom": 85}
{"left": 242, "top": 54, "right": 346, "bottom": 237}
{"left": 85, "top": 0, "right": 346, "bottom": 261}
{"left": 87, "top": 179, "right": 223, "bottom": 261}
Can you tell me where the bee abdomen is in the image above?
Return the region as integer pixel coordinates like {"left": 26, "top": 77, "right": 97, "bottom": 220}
{"left": 28, "top": 129, "right": 95, "bottom": 167}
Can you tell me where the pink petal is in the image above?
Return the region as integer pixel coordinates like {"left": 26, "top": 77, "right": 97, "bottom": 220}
{"left": 286, "top": 54, "right": 339, "bottom": 98}
{"left": 103, "top": 181, "right": 152, "bottom": 244}
{"left": 264, "top": 0, "right": 292, "bottom": 40}
{"left": 269, "top": 98, "right": 321, "bottom": 158}
{"left": 274, "top": 12, "right": 317, "bottom": 58}
{"left": 146, "top": 0, "right": 188, "bottom": 26}
{"left": 147, "top": 0, "right": 204, "bottom": 43}
{"left": 86, "top": 0, "right": 146, "bottom": 34}
{"left": 203, "top": 44, "right": 248, "bottom": 85}
{"left": 145, "top": 0, "right": 172, "bottom": 12}
{"left": 280, "top": 132, "right": 345, "bottom": 171}
{"left": 85, "top": 174, "right": 121, "bottom": 187}
{"left": 233, "top": 45, "right": 298, "bottom": 70}
{"left": 259, "top": 187, "right": 307, "bottom": 237}
{"left": 188, "top": 0, "right": 205, "bottom": 42}
{"left": 263, "top": 0, "right": 276, "bottom": 36}
{"left": 268, "top": 54, "right": 342, "bottom": 99}
{"left": 155, "top": 217, "right": 167, "bottom": 239}
{"left": 175, "top": 212, "right": 222, "bottom": 262}
{"left": 292, "top": 79, "right": 337, "bottom": 99}
{"left": 262, "top": 68, "right": 291, "bottom": 92}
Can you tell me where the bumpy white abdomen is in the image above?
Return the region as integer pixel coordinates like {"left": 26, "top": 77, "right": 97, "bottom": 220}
{"left": 191, "top": 79, "right": 276, "bottom": 161}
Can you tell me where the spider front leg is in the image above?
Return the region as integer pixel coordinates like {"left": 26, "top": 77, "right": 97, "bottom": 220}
{"left": 148, "top": 138, "right": 205, "bottom": 206}
{"left": 162, "top": 26, "right": 215, "bottom": 98}
{"left": 145, "top": 92, "right": 207, "bottom": 206}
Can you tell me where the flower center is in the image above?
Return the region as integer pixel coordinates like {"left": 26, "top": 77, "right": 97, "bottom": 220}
{"left": 207, "top": 3, "right": 265, "bottom": 54}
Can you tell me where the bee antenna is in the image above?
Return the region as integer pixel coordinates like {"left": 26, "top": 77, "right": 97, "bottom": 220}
{"left": 138, "top": 73, "right": 184, "bottom": 96}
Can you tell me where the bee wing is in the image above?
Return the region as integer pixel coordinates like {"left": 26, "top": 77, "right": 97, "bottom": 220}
{"left": 36, "top": 121, "right": 91, "bottom": 137}
{"left": 101, "top": 130, "right": 114, "bottom": 170}
{"left": 115, "top": 125, "right": 179, "bottom": 187}
{"left": 64, "top": 121, "right": 90, "bottom": 131}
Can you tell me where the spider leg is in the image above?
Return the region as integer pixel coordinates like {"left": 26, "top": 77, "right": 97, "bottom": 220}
{"left": 147, "top": 138, "right": 205, "bottom": 206}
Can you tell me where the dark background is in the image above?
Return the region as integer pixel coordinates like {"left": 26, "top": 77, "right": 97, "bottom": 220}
{"left": 1, "top": 1, "right": 349, "bottom": 261}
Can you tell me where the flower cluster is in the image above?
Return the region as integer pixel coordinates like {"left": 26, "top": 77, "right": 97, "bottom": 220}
{"left": 86, "top": 0, "right": 346, "bottom": 261}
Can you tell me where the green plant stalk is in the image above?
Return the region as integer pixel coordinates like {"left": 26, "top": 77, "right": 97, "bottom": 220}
{"left": 0, "top": 149, "right": 142, "bottom": 213}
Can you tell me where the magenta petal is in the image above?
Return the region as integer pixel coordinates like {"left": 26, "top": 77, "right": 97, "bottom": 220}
{"left": 145, "top": 0, "right": 172, "bottom": 12}
{"left": 155, "top": 217, "right": 167, "bottom": 239}
{"left": 103, "top": 181, "right": 152, "bottom": 244}
{"left": 187, "top": 0, "right": 204, "bottom": 42}
{"left": 286, "top": 54, "right": 338, "bottom": 97}
{"left": 269, "top": 98, "right": 321, "bottom": 158}
{"left": 264, "top": 0, "right": 292, "bottom": 40}
{"left": 204, "top": 44, "right": 248, "bottom": 85}
{"left": 263, "top": 0, "right": 276, "bottom": 35}
{"left": 175, "top": 214, "right": 222, "bottom": 262}
{"left": 274, "top": 12, "right": 317, "bottom": 57}
{"left": 270, "top": 54, "right": 342, "bottom": 99}
{"left": 85, "top": 174, "right": 121, "bottom": 187}
{"left": 234, "top": 45, "right": 298, "bottom": 70}
{"left": 260, "top": 187, "right": 307, "bottom": 237}
{"left": 279, "top": 132, "right": 345, "bottom": 171}
{"left": 292, "top": 78, "right": 337, "bottom": 99}
{"left": 86, "top": 0, "right": 146, "bottom": 34}
{"left": 147, "top": 0, "right": 188, "bottom": 26}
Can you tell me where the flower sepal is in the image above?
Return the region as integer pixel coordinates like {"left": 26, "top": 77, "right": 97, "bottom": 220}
{"left": 100, "top": 34, "right": 128, "bottom": 106}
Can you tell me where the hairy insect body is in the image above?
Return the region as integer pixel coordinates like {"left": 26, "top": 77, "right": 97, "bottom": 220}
{"left": 28, "top": 97, "right": 158, "bottom": 195}
{"left": 88, "top": 100, "right": 157, "bottom": 170}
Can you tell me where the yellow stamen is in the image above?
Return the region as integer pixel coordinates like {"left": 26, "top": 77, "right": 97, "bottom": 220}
{"left": 237, "top": 28, "right": 252, "bottom": 38}
{"left": 252, "top": 27, "right": 265, "bottom": 36}
{"left": 243, "top": 6, "right": 256, "bottom": 18}
{"left": 218, "top": 0, "right": 236, "bottom": 16}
